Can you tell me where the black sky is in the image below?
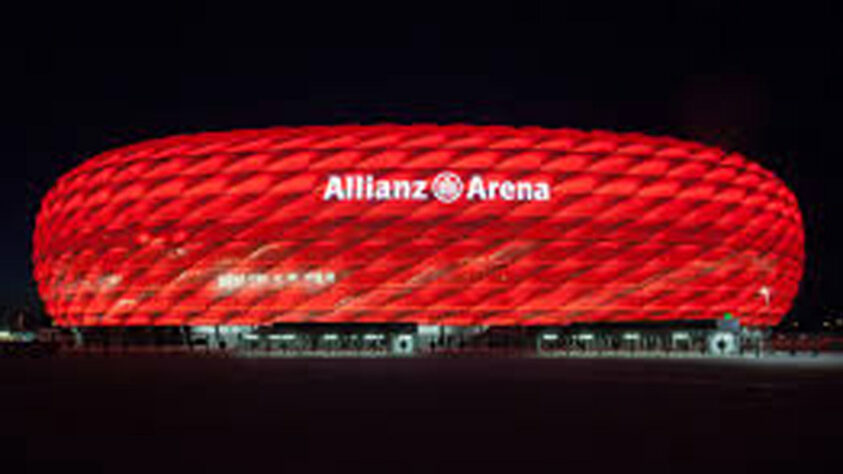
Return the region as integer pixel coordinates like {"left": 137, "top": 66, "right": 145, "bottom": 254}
{"left": 8, "top": 1, "right": 843, "bottom": 326}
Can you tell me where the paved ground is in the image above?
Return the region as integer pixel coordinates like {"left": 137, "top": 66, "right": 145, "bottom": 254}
{"left": 2, "top": 355, "right": 842, "bottom": 472}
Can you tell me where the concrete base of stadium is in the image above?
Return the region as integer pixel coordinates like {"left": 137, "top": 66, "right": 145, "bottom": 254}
{"left": 26, "top": 320, "right": 814, "bottom": 357}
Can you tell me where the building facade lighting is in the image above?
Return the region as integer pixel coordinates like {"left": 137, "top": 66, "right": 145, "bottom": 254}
{"left": 32, "top": 125, "right": 804, "bottom": 327}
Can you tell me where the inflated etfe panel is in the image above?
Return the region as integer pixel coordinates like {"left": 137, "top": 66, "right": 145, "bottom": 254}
{"left": 33, "top": 125, "right": 804, "bottom": 326}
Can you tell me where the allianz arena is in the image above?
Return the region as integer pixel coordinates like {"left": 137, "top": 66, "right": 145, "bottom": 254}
{"left": 33, "top": 125, "right": 804, "bottom": 332}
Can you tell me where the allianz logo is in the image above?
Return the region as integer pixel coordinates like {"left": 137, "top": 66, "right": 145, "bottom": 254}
{"left": 322, "top": 171, "right": 551, "bottom": 204}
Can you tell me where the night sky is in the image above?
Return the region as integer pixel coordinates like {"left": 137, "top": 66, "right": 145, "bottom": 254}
{"left": 10, "top": 1, "right": 842, "bottom": 326}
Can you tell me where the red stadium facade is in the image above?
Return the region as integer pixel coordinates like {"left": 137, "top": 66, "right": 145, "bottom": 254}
{"left": 33, "top": 125, "right": 804, "bottom": 328}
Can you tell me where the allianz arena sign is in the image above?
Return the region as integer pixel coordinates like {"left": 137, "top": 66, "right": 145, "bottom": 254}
{"left": 322, "top": 172, "right": 552, "bottom": 203}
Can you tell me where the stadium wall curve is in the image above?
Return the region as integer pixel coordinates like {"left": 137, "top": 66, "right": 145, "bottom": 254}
{"left": 33, "top": 125, "right": 804, "bottom": 328}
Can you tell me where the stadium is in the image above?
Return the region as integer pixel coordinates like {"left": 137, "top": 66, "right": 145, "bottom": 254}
{"left": 32, "top": 125, "right": 804, "bottom": 354}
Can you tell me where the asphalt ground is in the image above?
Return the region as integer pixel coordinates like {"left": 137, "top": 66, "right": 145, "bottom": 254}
{"left": 2, "top": 355, "right": 842, "bottom": 472}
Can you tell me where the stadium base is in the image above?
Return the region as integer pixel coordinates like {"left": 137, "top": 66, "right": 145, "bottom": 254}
{"left": 30, "top": 321, "right": 788, "bottom": 357}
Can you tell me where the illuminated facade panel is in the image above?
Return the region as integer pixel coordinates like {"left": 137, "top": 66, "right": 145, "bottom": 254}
{"left": 33, "top": 125, "right": 804, "bottom": 326}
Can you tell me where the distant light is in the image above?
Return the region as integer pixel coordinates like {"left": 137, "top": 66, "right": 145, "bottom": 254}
{"left": 323, "top": 334, "right": 339, "bottom": 341}
{"left": 622, "top": 333, "right": 640, "bottom": 341}
{"left": 269, "top": 334, "right": 296, "bottom": 341}
{"left": 243, "top": 334, "right": 259, "bottom": 341}
{"left": 363, "top": 334, "right": 385, "bottom": 341}
{"left": 542, "top": 333, "right": 559, "bottom": 341}
{"left": 575, "top": 333, "right": 594, "bottom": 341}
{"left": 417, "top": 325, "right": 440, "bottom": 336}
{"left": 672, "top": 332, "right": 690, "bottom": 340}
